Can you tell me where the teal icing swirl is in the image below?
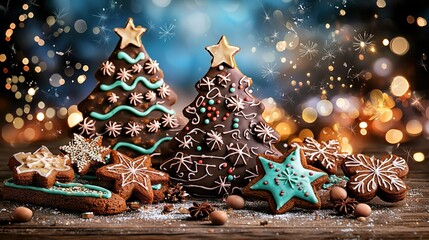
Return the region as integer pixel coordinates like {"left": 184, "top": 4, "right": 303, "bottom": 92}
{"left": 152, "top": 184, "right": 162, "bottom": 190}
{"left": 100, "top": 77, "right": 164, "bottom": 92}
{"left": 113, "top": 136, "right": 172, "bottom": 154}
{"left": 90, "top": 105, "right": 175, "bottom": 120}
{"left": 117, "top": 51, "right": 145, "bottom": 64}
{"left": 4, "top": 178, "right": 111, "bottom": 199}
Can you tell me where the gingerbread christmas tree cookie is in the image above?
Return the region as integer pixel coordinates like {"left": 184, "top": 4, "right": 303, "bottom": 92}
{"left": 72, "top": 18, "right": 182, "bottom": 165}
{"left": 96, "top": 151, "right": 168, "bottom": 203}
{"left": 161, "top": 36, "right": 281, "bottom": 197}
{"left": 8, "top": 146, "right": 74, "bottom": 188}
{"left": 243, "top": 146, "right": 328, "bottom": 214}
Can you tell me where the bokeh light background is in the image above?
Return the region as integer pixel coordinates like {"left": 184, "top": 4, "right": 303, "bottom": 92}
{"left": 1, "top": 0, "right": 429, "bottom": 164}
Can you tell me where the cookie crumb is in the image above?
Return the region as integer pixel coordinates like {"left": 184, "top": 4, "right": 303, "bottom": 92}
{"left": 260, "top": 220, "right": 269, "bottom": 226}
{"left": 357, "top": 216, "right": 367, "bottom": 222}
{"left": 128, "top": 202, "right": 142, "bottom": 210}
{"left": 81, "top": 212, "right": 94, "bottom": 219}
{"left": 162, "top": 204, "right": 174, "bottom": 214}
{"left": 178, "top": 207, "right": 190, "bottom": 214}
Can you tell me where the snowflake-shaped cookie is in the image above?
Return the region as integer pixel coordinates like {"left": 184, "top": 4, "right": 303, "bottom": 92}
{"left": 60, "top": 134, "right": 111, "bottom": 175}
{"left": 341, "top": 154, "right": 409, "bottom": 202}
{"left": 9, "top": 145, "right": 74, "bottom": 188}
{"left": 294, "top": 137, "right": 345, "bottom": 174}
{"left": 100, "top": 61, "right": 115, "bottom": 76}
{"left": 205, "top": 130, "right": 224, "bottom": 151}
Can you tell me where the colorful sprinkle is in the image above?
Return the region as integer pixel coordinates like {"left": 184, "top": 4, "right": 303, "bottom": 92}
{"left": 227, "top": 175, "right": 234, "bottom": 181}
{"left": 229, "top": 88, "right": 235, "bottom": 93}
{"left": 208, "top": 99, "right": 215, "bottom": 105}
{"left": 196, "top": 146, "right": 202, "bottom": 151}
{"left": 232, "top": 123, "right": 239, "bottom": 129}
{"left": 204, "top": 119, "right": 210, "bottom": 125}
{"left": 200, "top": 107, "right": 206, "bottom": 113}
{"left": 233, "top": 118, "right": 239, "bottom": 123}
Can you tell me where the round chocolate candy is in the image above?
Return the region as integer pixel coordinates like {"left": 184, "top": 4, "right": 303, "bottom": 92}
{"left": 11, "top": 207, "right": 33, "bottom": 222}
{"left": 209, "top": 211, "right": 228, "bottom": 225}
{"left": 354, "top": 203, "right": 372, "bottom": 217}
{"left": 329, "top": 186, "right": 348, "bottom": 201}
{"left": 226, "top": 195, "right": 245, "bottom": 210}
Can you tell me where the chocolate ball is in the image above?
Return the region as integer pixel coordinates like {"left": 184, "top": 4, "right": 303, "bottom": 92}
{"left": 209, "top": 211, "right": 228, "bottom": 225}
{"left": 354, "top": 203, "right": 372, "bottom": 217}
{"left": 329, "top": 186, "right": 348, "bottom": 201}
{"left": 226, "top": 195, "right": 245, "bottom": 210}
{"left": 11, "top": 207, "right": 33, "bottom": 222}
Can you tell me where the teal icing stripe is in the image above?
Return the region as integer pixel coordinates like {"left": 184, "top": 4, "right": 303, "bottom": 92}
{"left": 100, "top": 77, "right": 164, "bottom": 91}
{"left": 4, "top": 178, "right": 111, "bottom": 199}
{"left": 117, "top": 51, "right": 145, "bottom": 64}
{"left": 113, "top": 136, "right": 172, "bottom": 154}
{"left": 152, "top": 184, "right": 162, "bottom": 190}
{"left": 90, "top": 105, "right": 175, "bottom": 121}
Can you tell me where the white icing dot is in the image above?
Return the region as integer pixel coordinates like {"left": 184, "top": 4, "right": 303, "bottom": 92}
{"left": 218, "top": 65, "right": 224, "bottom": 70}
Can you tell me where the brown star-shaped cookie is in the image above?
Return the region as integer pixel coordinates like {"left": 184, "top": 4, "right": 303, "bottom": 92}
{"left": 60, "top": 134, "right": 111, "bottom": 175}
{"left": 341, "top": 154, "right": 409, "bottom": 202}
{"left": 8, "top": 145, "right": 74, "bottom": 188}
{"left": 96, "top": 151, "right": 167, "bottom": 203}
{"left": 293, "top": 137, "right": 345, "bottom": 174}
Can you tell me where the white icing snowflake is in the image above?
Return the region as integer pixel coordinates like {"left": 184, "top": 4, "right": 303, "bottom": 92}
{"left": 296, "top": 138, "right": 343, "bottom": 172}
{"left": 198, "top": 77, "right": 215, "bottom": 90}
{"left": 132, "top": 63, "right": 143, "bottom": 73}
{"left": 145, "top": 90, "right": 157, "bottom": 102}
{"left": 108, "top": 92, "right": 120, "bottom": 103}
{"left": 100, "top": 61, "right": 115, "bottom": 76}
{"left": 344, "top": 154, "right": 408, "bottom": 194}
{"left": 167, "top": 152, "right": 194, "bottom": 174}
{"left": 217, "top": 73, "right": 231, "bottom": 87}
{"left": 129, "top": 92, "right": 143, "bottom": 106}
{"left": 59, "top": 134, "right": 110, "bottom": 174}
{"left": 124, "top": 122, "right": 142, "bottom": 137}
{"left": 116, "top": 68, "right": 133, "bottom": 82}
{"left": 78, "top": 117, "right": 96, "bottom": 135}
{"left": 205, "top": 130, "right": 224, "bottom": 151}
{"left": 157, "top": 83, "right": 170, "bottom": 99}
{"left": 226, "top": 143, "right": 251, "bottom": 166}
{"left": 176, "top": 135, "right": 195, "bottom": 149}
{"left": 146, "top": 120, "right": 161, "bottom": 133}
{"left": 254, "top": 122, "right": 276, "bottom": 143}
{"left": 144, "top": 59, "right": 160, "bottom": 75}
{"left": 105, "top": 121, "right": 122, "bottom": 137}
{"left": 161, "top": 114, "right": 179, "bottom": 129}
{"left": 214, "top": 176, "right": 231, "bottom": 195}
{"left": 225, "top": 95, "right": 245, "bottom": 112}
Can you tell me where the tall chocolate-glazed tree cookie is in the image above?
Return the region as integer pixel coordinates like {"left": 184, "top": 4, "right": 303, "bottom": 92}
{"left": 160, "top": 36, "right": 281, "bottom": 197}
{"left": 72, "top": 18, "right": 182, "bottom": 165}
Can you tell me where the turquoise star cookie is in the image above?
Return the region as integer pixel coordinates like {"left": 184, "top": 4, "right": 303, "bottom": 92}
{"left": 244, "top": 146, "right": 328, "bottom": 214}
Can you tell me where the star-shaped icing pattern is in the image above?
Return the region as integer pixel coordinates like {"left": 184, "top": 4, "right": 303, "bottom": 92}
{"left": 60, "top": 134, "right": 111, "bottom": 175}
{"left": 114, "top": 18, "right": 146, "bottom": 49}
{"left": 96, "top": 151, "right": 166, "bottom": 203}
{"left": 206, "top": 35, "right": 240, "bottom": 68}
{"left": 9, "top": 145, "right": 74, "bottom": 188}
{"left": 244, "top": 146, "right": 327, "bottom": 214}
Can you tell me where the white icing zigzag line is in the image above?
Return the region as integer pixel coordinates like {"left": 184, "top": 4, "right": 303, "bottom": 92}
{"left": 185, "top": 106, "right": 200, "bottom": 125}
{"left": 235, "top": 111, "right": 257, "bottom": 120}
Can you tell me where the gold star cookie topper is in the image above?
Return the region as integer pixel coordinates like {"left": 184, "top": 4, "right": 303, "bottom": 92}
{"left": 206, "top": 35, "right": 240, "bottom": 68}
{"left": 114, "top": 18, "right": 146, "bottom": 49}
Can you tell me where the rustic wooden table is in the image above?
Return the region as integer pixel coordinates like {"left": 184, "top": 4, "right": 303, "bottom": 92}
{"left": 0, "top": 138, "right": 428, "bottom": 239}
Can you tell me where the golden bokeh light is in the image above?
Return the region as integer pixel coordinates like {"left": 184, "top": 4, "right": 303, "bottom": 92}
{"left": 390, "top": 37, "right": 409, "bottom": 55}
{"left": 406, "top": 119, "right": 423, "bottom": 136}
{"left": 317, "top": 100, "right": 333, "bottom": 116}
{"left": 416, "top": 17, "right": 427, "bottom": 27}
{"left": 413, "top": 152, "right": 425, "bottom": 162}
{"left": 67, "top": 112, "right": 83, "bottom": 128}
{"left": 385, "top": 129, "right": 403, "bottom": 144}
{"left": 390, "top": 76, "right": 409, "bottom": 97}
{"left": 36, "top": 112, "right": 45, "bottom": 121}
{"left": 302, "top": 107, "right": 318, "bottom": 123}
{"left": 276, "top": 41, "right": 286, "bottom": 52}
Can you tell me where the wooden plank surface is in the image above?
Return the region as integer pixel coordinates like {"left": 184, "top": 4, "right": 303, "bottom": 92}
{"left": 0, "top": 139, "right": 428, "bottom": 239}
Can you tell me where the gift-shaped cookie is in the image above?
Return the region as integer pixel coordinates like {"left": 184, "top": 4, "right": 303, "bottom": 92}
{"left": 8, "top": 146, "right": 74, "bottom": 188}
{"left": 341, "top": 154, "right": 409, "bottom": 202}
